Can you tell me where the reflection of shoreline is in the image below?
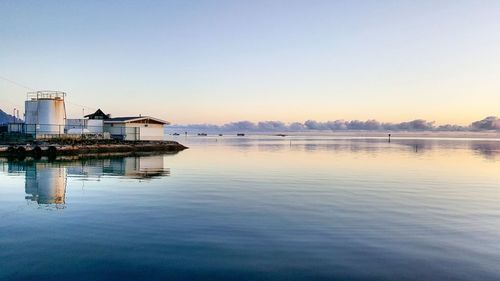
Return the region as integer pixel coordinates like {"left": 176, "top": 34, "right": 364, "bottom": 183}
{"left": 168, "top": 130, "right": 500, "bottom": 139}
{"left": 470, "top": 142, "right": 500, "bottom": 160}
{"left": 179, "top": 136, "right": 500, "bottom": 160}
{"left": 1, "top": 154, "right": 171, "bottom": 208}
{"left": 0, "top": 150, "right": 181, "bottom": 162}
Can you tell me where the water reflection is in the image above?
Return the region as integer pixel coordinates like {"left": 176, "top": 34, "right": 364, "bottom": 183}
{"left": 25, "top": 163, "right": 67, "bottom": 206}
{"left": 0, "top": 155, "right": 170, "bottom": 208}
{"left": 1, "top": 137, "right": 500, "bottom": 280}
{"left": 177, "top": 136, "right": 500, "bottom": 159}
{"left": 470, "top": 142, "right": 500, "bottom": 160}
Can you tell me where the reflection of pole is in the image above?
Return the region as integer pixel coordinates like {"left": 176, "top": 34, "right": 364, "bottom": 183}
{"left": 82, "top": 108, "right": 85, "bottom": 138}
{"left": 388, "top": 133, "right": 391, "bottom": 143}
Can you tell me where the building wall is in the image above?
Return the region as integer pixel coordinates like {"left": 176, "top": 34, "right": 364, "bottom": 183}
{"left": 66, "top": 119, "right": 86, "bottom": 133}
{"left": 104, "top": 123, "right": 125, "bottom": 139}
{"left": 104, "top": 122, "right": 164, "bottom": 141}
{"left": 138, "top": 126, "right": 164, "bottom": 141}
{"left": 126, "top": 123, "right": 164, "bottom": 141}
{"left": 104, "top": 123, "right": 139, "bottom": 141}
{"left": 66, "top": 119, "right": 104, "bottom": 133}
{"left": 87, "top": 119, "right": 104, "bottom": 133}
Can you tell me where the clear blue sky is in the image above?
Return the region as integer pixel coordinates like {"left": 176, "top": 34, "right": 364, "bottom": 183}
{"left": 1, "top": 0, "right": 499, "bottom": 124}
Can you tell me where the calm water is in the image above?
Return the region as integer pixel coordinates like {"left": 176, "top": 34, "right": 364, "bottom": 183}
{"left": 1, "top": 136, "right": 500, "bottom": 280}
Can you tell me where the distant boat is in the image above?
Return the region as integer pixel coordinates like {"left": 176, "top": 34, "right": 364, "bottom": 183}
{"left": 237, "top": 133, "right": 245, "bottom": 136}
{"left": 173, "top": 133, "right": 180, "bottom": 136}
{"left": 218, "top": 134, "right": 223, "bottom": 136}
{"left": 276, "top": 134, "right": 286, "bottom": 137}
{"left": 198, "top": 133, "right": 207, "bottom": 136}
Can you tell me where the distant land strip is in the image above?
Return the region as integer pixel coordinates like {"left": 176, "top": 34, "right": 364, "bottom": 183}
{"left": 168, "top": 117, "right": 500, "bottom": 132}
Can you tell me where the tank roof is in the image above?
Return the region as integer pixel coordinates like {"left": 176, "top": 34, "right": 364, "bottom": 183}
{"left": 27, "top": 91, "right": 66, "bottom": 101}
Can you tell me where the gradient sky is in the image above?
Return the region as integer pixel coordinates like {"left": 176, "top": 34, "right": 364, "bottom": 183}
{"left": 1, "top": 0, "right": 499, "bottom": 125}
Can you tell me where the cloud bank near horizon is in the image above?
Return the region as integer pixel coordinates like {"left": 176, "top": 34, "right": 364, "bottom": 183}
{"left": 167, "top": 116, "right": 500, "bottom": 132}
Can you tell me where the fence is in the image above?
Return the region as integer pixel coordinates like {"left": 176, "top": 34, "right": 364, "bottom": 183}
{"left": 3, "top": 123, "right": 164, "bottom": 142}
{"left": 5, "top": 123, "right": 126, "bottom": 141}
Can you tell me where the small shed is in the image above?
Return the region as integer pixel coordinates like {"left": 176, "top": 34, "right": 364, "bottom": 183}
{"left": 103, "top": 116, "right": 169, "bottom": 141}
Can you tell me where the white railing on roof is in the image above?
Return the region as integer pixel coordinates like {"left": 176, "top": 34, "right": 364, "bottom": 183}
{"left": 27, "top": 91, "right": 66, "bottom": 100}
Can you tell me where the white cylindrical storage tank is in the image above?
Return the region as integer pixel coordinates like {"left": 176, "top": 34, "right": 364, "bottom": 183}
{"left": 37, "top": 98, "right": 66, "bottom": 134}
{"left": 24, "top": 91, "right": 66, "bottom": 135}
{"left": 24, "top": 100, "right": 38, "bottom": 134}
{"left": 24, "top": 100, "right": 38, "bottom": 124}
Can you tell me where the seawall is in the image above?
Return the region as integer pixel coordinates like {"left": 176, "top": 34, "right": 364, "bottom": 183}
{"left": 0, "top": 139, "right": 188, "bottom": 158}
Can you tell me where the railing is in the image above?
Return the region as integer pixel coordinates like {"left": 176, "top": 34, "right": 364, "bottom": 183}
{"left": 26, "top": 91, "right": 66, "bottom": 100}
{"left": 2, "top": 123, "right": 165, "bottom": 142}
{"left": 5, "top": 123, "right": 109, "bottom": 141}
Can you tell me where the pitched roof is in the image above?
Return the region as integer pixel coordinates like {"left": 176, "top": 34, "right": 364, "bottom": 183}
{"left": 104, "top": 116, "right": 170, "bottom": 125}
{"left": 84, "top": 109, "right": 109, "bottom": 119}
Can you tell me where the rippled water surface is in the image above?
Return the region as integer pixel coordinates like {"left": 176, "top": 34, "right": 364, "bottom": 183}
{"left": 1, "top": 136, "right": 500, "bottom": 280}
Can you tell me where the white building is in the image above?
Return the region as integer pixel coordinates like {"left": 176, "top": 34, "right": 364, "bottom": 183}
{"left": 66, "top": 119, "right": 104, "bottom": 134}
{"left": 9, "top": 93, "right": 170, "bottom": 141}
{"left": 65, "top": 108, "right": 107, "bottom": 135}
{"left": 103, "top": 116, "right": 169, "bottom": 141}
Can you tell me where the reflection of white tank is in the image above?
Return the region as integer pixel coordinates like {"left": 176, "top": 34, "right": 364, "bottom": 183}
{"left": 25, "top": 91, "right": 66, "bottom": 134}
{"left": 25, "top": 163, "right": 67, "bottom": 205}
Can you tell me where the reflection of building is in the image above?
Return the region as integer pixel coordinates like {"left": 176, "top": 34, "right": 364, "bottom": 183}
{"left": 68, "top": 155, "right": 169, "bottom": 179}
{"left": 0, "top": 154, "right": 169, "bottom": 208}
{"left": 104, "top": 155, "right": 167, "bottom": 178}
{"left": 25, "top": 163, "right": 67, "bottom": 205}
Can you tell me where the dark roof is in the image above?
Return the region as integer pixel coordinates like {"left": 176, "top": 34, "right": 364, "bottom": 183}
{"left": 105, "top": 116, "right": 140, "bottom": 122}
{"left": 104, "top": 116, "right": 170, "bottom": 125}
{"left": 85, "top": 109, "right": 109, "bottom": 119}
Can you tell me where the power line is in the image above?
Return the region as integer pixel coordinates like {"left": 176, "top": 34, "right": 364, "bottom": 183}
{"left": 0, "top": 74, "right": 99, "bottom": 112}
{"left": 65, "top": 100, "right": 97, "bottom": 111}
{"left": 0, "top": 75, "right": 28, "bottom": 109}
{"left": 0, "top": 75, "right": 35, "bottom": 91}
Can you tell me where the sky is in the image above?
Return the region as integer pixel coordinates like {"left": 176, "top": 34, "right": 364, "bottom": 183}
{"left": 1, "top": 0, "right": 499, "bottom": 125}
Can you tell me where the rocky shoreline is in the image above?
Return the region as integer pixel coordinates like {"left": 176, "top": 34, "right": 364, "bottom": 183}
{"left": 0, "top": 139, "right": 188, "bottom": 158}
